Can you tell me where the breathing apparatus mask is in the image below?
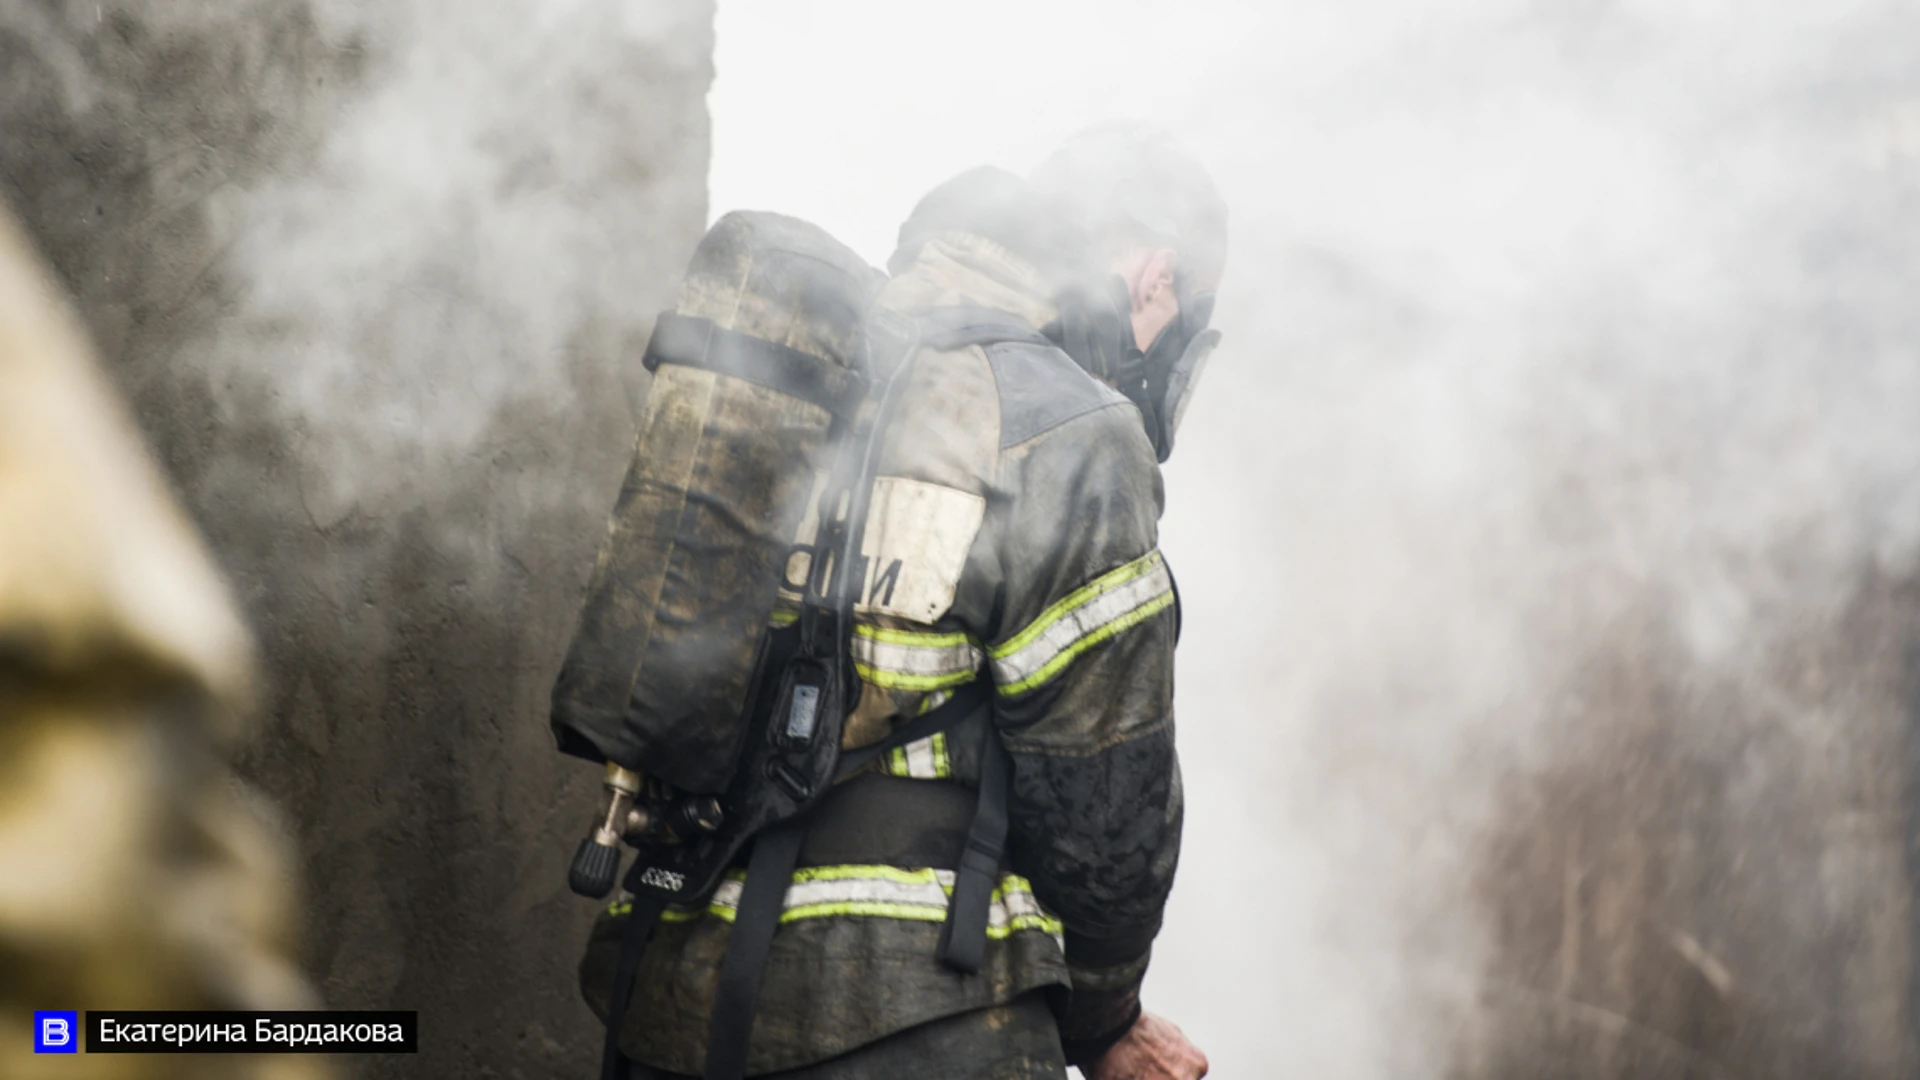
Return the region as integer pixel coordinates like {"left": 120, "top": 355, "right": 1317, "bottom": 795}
{"left": 1047, "top": 268, "right": 1220, "bottom": 463}
{"left": 1028, "top": 123, "right": 1229, "bottom": 460}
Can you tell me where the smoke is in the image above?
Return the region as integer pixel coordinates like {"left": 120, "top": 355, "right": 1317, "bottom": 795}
{"left": 9, "top": 0, "right": 1918, "bottom": 1073}
{"left": 711, "top": 0, "right": 1920, "bottom": 1075}
{"left": 174, "top": 0, "right": 712, "bottom": 533}
{"left": 1, "top": 1, "right": 713, "bottom": 1074}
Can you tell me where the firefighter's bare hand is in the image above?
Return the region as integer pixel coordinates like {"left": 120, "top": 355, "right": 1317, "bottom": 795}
{"left": 1084, "top": 1011, "right": 1209, "bottom": 1080}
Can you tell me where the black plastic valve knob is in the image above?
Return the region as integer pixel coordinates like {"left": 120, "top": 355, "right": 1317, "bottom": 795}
{"left": 568, "top": 837, "right": 621, "bottom": 899}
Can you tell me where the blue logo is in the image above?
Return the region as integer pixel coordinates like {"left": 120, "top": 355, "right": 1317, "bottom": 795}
{"left": 34, "top": 1010, "right": 78, "bottom": 1053}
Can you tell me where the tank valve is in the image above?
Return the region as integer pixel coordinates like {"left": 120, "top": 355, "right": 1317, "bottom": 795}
{"left": 568, "top": 762, "right": 643, "bottom": 898}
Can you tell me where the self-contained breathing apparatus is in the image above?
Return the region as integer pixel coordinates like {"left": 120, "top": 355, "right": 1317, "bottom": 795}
{"left": 550, "top": 211, "right": 1007, "bottom": 1080}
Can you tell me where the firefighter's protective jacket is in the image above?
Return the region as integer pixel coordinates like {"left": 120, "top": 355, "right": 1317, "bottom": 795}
{"left": 583, "top": 227, "right": 1184, "bottom": 1075}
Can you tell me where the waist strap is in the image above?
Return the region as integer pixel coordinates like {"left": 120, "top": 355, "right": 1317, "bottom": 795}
{"left": 798, "top": 773, "right": 977, "bottom": 869}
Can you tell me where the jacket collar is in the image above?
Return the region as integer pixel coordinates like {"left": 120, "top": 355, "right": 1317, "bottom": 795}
{"left": 876, "top": 230, "right": 1058, "bottom": 332}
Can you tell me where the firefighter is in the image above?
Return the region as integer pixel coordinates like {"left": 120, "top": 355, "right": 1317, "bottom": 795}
{"left": 582, "top": 128, "right": 1225, "bottom": 1080}
{"left": 0, "top": 202, "right": 325, "bottom": 1080}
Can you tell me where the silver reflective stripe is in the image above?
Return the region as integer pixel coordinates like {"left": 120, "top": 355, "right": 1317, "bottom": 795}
{"left": 903, "top": 736, "right": 939, "bottom": 778}
{"left": 718, "top": 872, "right": 942, "bottom": 914}
{"left": 989, "top": 554, "right": 1175, "bottom": 695}
{"left": 851, "top": 625, "right": 982, "bottom": 691}
{"left": 887, "top": 733, "right": 949, "bottom": 779}
{"left": 646, "top": 866, "right": 1063, "bottom": 942}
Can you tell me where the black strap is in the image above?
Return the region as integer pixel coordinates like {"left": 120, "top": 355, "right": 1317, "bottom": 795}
{"left": 601, "top": 892, "right": 670, "bottom": 1080}
{"left": 691, "top": 684, "right": 984, "bottom": 1078}
{"left": 800, "top": 309, "right": 920, "bottom": 663}
{"left": 702, "top": 823, "right": 807, "bottom": 1080}
{"left": 833, "top": 680, "right": 989, "bottom": 782}
{"left": 936, "top": 719, "right": 1011, "bottom": 974}
{"left": 644, "top": 312, "right": 868, "bottom": 420}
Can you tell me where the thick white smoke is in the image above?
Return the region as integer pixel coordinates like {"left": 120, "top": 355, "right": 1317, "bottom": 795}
{"left": 1, "top": 2, "right": 716, "bottom": 1069}
{"left": 169, "top": 0, "right": 712, "bottom": 533}
{"left": 711, "top": 1, "right": 1920, "bottom": 1075}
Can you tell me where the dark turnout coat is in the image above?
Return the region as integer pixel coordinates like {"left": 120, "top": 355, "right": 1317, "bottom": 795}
{"left": 582, "top": 229, "right": 1184, "bottom": 1076}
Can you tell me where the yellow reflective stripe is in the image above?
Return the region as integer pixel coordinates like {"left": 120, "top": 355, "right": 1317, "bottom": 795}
{"left": 619, "top": 868, "right": 1044, "bottom": 898}
{"left": 689, "top": 905, "right": 1059, "bottom": 938}
{"left": 769, "top": 615, "right": 981, "bottom": 690}
{"left": 883, "top": 732, "right": 951, "bottom": 779}
{"left": 792, "top": 864, "right": 936, "bottom": 885}
{"left": 997, "top": 592, "right": 1174, "bottom": 697}
{"left": 992, "top": 552, "right": 1163, "bottom": 658}
{"left": 642, "top": 906, "right": 1059, "bottom": 936}
{"left": 852, "top": 622, "right": 983, "bottom": 691}
{"left": 770, "top": 612, "right": 981, "bottom": 689}
{"left": 781, "top": 901, "right": 939, "bottom": 923}
{"left": 989, "top": 552, "right": 1174, "bottom": 696}
{"left": 855, "top": 663, "right": 978, "bottom": 692}
{"left": 854, "top": 624, "right": 973, "bottom": 648}
{"left": 614, "top": 867, "right": 1063, "bottom": 938}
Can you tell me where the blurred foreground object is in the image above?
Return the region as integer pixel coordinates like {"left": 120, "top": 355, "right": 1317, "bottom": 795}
{"left": 0, "top": 202, "right": 327, "bottom": 1080}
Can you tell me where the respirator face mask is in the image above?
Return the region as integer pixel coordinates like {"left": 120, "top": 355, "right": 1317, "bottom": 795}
{"left": 1048, "top": 272, "right": 1220, "bottom": 463}
{"left": 1137, "top": 282, "right": 1218, "bottom": 462}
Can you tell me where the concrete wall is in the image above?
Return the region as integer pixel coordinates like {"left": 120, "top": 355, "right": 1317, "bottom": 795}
{"left": 1466, "top": 578, "right": 1919, "bottom": 1078}
{"left": 0, "top": 2, "right": 713, "bottom": 1075}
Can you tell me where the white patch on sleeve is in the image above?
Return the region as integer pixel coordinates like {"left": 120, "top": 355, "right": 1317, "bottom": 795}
{"left": 855, "top": 478, "right": 985, "bottom": 622}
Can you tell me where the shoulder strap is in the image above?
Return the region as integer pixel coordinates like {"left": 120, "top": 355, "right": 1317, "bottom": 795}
{"left": 701, "top": 822, "right": 807, "bottom": 1080}
{"left": 835, "top": 676, "right": 1008, "bottom": 975}
{"left": 600, "top": 891, "right": 670, "bottom": 1080}
{"left": 832, "top": 679, "right": 989, "bottom": 781}
{"left": 936, "top": 717, "right": 1010, "bottom": 974}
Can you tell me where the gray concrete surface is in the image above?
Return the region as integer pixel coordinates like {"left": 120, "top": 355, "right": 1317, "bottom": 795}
{"left": 1466, "top": 576, "right": 1919, "bottom": 1078}
{"left": 0, "top": 2, "right": 713, "bottom": 1075}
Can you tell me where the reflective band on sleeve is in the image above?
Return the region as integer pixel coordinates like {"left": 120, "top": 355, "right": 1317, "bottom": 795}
{"left": 852, "top": 623, "right": 983, "bottom": 691}
{"left": 612, "top": 866, "right": 1062, "bottom": 943}
{"left": 988, "top": 551, "right": 1175, "bottom": 696}
{"left": 768, "top": 613, "right": 981, "bottom": 693}
{"left": 885, "top": 732, "right": 951, "bottom": 779}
